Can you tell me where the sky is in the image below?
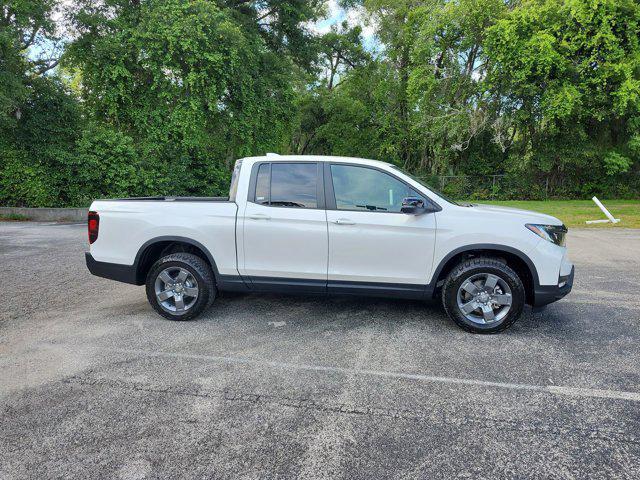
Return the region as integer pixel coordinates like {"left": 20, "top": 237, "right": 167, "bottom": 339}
{"left": 311, "top": 0, "right": 378, "bottom": 51}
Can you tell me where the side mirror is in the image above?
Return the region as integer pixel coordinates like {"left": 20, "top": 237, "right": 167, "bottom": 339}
{"left": 401, "top": 197, "right": 426, "bottom": 215}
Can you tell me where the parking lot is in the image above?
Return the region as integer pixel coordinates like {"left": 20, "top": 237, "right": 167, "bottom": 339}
{"left": 1, "top": 222, "right": 639, "bottom": 479}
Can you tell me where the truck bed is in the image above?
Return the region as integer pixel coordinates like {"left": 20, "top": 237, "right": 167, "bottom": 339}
{"left": 88, "top": 197, "right": 238, "bottom": 271}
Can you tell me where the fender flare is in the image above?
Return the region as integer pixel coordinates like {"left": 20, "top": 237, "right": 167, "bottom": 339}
{"left": 134, "top": 236, "right": 221, "bottom": 283}
{"left": 428, "top": 243, "right": 540, "bottom": 291}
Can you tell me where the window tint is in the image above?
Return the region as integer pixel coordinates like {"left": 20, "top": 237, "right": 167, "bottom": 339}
{"left": 270, "top": 163, "right": 318, "bottom": 208}
{"left": 330, "top": 164, "right": 425, "bottom": 213}
{"left": 254, "top": 163, "right": 270, "bottom": 205}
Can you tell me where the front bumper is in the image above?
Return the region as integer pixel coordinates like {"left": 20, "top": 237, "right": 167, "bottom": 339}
{"left": 533, "top": 265, "right": 574, "bottom": 307}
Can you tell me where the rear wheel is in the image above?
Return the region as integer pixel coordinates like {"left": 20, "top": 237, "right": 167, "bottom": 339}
{"left": 145, "top": 253, "right": 216, "bottom": 321}
{"left": 442, "top": 257, "right": 525, "bottom": 333}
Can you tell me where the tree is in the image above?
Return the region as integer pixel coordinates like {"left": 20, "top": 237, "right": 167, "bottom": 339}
{"left": 485, "top": 0, "right": 640, "bottom": 193}
{"left": 65, "top": 0, "right": 324, "bottom": 196}
{"left": 2, "top": 0, "right": 640, "bottom": 206}
{"left": 0, "top": 0, "right": 64, "bottom": 125}
{"left": 316, "top": 20, "right": 369, "bottom": 90}
{"left": 290, "top": 19, "right": 370, "bottom": 154}
{"left": 408, "top": 0, "right": 509, "bottom": 175}
{"left": 0, "top": 0, "right": 83, "bottom": 207}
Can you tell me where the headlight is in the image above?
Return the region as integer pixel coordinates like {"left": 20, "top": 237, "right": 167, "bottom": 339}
{"left": 526, "top": 224, "right": 567, "bottom": 246}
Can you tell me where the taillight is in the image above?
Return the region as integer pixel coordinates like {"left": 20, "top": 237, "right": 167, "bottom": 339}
{"left": 88, "top": 211, "right": 99, "bottom": 244}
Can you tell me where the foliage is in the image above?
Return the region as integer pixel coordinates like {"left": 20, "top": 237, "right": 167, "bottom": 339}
{"left": 1, "top": 0, "right": 62, "bottom": 128}
{"left": 61, "top": 0, "right": 324, "bottom": 198}
{"left": 68, "top": 124, "right": 142, "bottom": 204}
{"left": 294, "top": 0, "right": 640, "bottom": 198}
{"left": 0, "top": 76, "right": 82, "bottom": 207}
{"left": 484, "top": 0, "right": 640, "bottom": 184}
{"left": 0, "top": 212, "right": 30, "bottom": 221}
{"left": 1, "top": 0, "right": 639, "bottom": 207}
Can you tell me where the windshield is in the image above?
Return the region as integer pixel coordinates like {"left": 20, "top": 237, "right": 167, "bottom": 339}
{"left": 390, "top": 165, "right": 460, "bottom": 206}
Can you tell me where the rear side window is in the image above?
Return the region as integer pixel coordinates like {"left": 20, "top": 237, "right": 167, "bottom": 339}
{"left": 253, "top": 163, "right": 318, "bottom": 208}
{"left": 330, "top": 164, "right": 425, "bottom": 213}
{"left": 255, "top": 163, "right": 270, "bottom": 205}
{"left": 228, "top": 160, "right": 242, "bottom": 202}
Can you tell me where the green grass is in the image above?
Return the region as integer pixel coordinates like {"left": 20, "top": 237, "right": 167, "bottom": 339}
{"left": 0, "top": 213, "right": 30, "bottom": 221}
{"left": 481, "top": 200, "right": 640, "bottom": 228}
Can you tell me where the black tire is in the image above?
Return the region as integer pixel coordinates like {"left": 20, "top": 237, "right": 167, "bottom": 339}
{"left": 442, "top": 257, "right": 525, "bottom": 334}
{"left": 145, "top": 253, "right": 216, "bottom": 321}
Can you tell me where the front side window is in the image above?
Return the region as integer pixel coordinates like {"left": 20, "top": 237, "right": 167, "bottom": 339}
{"left": 390, "top": 164, "right": 458, "bottom": 206}
{"left": 330, "top": 164, "right": 425, "bottom": 213}
{"left": 253, "top": 163, "right": 318, "bottom": 208}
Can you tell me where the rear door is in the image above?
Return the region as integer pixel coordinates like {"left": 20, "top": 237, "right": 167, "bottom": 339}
{"left": 240, "top": 161, "right": 328, "bottom": 292}
{"left": 325, "top": 163, "right": 437, "bottom": 293}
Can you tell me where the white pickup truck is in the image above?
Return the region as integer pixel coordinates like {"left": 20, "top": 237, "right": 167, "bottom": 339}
{"left": 86, "top": 154, "right": 573, "bottom": 333}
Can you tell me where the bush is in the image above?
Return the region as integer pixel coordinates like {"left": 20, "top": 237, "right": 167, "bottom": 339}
{"left": 66, "top": 125, "right": 142, "bottom": 205}
{"left": 0, "top": 146, "right": 59, "bottom": 207}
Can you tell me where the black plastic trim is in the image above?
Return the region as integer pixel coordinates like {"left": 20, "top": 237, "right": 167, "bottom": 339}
{"left": 89, "top": 237, "right": 250, "bottom": 289}
{"left": 138, "top": 236, "right": 234, "bottom": 286}
{"left": 85, "top": 252, "right": 138, "bottom": 284}
{"left": 247, "top": 276, "right": 327, "bottom": 294}
{"left": 241, "top": 276, "right": 430, "bottom": 299}
{"left": 427, "top": 243, "right": 541, "bottom": 298}
{"left": 101, "top": 196, "right": 230, "bottom": 202}
{"left": 533, "top": 265, "right": 574, "bottom": 307}
{"left": 217, "top": 274, "right": 251, "bottom": 292}
{"left": 86, "top": 250, "right": 571, "bottom": 306}
{"left": 328, "top": 280, "right": 429, "bottom": 299}
{"left": 133, "top": 236, "right": 222, "bottom": 282}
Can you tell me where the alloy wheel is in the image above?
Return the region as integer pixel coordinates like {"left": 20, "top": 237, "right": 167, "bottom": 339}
{"left": 456, "top": 273, "right": 512, "bottom": 324}
{"left": 154, "top": 267, "right": 199, "bottom": 314}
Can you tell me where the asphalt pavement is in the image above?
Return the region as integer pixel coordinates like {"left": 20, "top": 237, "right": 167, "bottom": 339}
{"left": 1, "top": 222, "right": 639, "bottom": 479}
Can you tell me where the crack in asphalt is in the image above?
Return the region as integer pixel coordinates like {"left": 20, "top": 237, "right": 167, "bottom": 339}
{"left": 60, "top": 375, "right": 640, "bottom": 447}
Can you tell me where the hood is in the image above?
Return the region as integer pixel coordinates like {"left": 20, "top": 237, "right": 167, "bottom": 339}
{"left": 468, "top": 203, "right": 563, "bottom": 225}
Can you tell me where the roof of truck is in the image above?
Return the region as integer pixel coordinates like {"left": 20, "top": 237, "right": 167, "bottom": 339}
{"left": 240, "top": 154, "right": 393, "bottom": 168}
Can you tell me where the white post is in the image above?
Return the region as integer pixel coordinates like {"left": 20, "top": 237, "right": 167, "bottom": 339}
{"left": 585, "top": 196, "right": 620, "bottom": 224}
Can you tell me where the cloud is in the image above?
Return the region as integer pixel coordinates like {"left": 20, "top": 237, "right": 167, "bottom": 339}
{"left": 307, "top": 0, "right": 344, "bottom": 35}
{"left": 345, "top": 5, "right": 376, "bottom": 39}
{"left": 307, "top": 1, "right": 379, "bottom": 53}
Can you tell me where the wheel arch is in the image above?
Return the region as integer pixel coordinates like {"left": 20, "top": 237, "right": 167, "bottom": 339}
{"left": 430, "top": 244, "right": 539, "bottom": 305}
{"left": 134, "top": 236, "right": 220, "bottom": 285}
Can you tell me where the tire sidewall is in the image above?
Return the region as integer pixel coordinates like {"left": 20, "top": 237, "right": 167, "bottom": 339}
{"left": 443, "top": 261, "right": 525, "bottom": 333}
{"left": 145, "top": 256, "right": 213, "bottom": 321}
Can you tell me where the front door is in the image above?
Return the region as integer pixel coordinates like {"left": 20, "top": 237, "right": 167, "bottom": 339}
{"left": 325, "top": 163, "right": 437, "bottom": 292}
{"left": 241, "top": 161, "right": 327, "bottom": 292}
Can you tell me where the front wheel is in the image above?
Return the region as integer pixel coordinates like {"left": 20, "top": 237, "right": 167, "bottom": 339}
{"left": 145, "top": 252, "right": 216, "bottom": 321}
{"left": 442, "top": 257, "right": 525, "bottom": 333}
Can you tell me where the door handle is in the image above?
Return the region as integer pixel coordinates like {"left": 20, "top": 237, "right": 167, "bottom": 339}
{"left": 248, "top": 213, "right": 271, "bottom": 220}
{"left": 334, "top": 219, "right": 355, "bottom": 225}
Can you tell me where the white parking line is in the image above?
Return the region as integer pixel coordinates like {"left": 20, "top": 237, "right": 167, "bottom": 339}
{"left": 110, "top": 347, "right": 640, "bottom": 403}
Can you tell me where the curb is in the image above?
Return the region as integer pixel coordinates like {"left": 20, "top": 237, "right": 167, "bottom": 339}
{"left": 0, "top": 207, "right": 87, "bottom": 222}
